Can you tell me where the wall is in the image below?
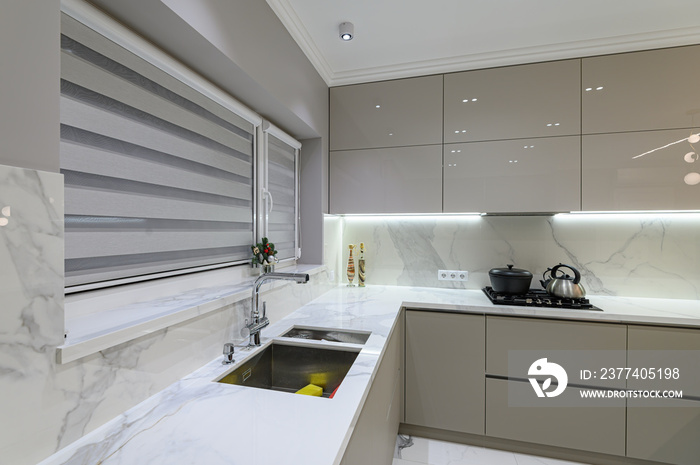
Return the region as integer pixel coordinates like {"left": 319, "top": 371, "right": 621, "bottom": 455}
{"left": 0, "top": 0, "right": 60, "bottom": 172}
{"left": 329, "top": 214, "right": 700, "bottom": 300}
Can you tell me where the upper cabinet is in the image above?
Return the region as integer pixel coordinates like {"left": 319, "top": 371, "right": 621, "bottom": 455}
{"left": 330, "top": 75, "right": 443, "bottom": 151}
{"left": 444, "top": 60, "right": 580, "bottom": 143}
{"left": 582, "top": 45, "right": 700, "bottom": 134}
{"left": 444, "top": 136, "right": 581, "bottom": 213}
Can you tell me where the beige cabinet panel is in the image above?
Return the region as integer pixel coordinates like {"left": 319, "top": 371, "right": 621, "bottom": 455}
{"left": 627, "top": 398, "right": 700, "bottom": 465}
{"left": 341, "top": 314, "right": 403, "bottom": 465}
{"left": 582, "top": 130, "right": 700, "bottom": 211}
{"left": 330, "top": 145, "right": 442, "bottom": 214}
{"left": 582, "top": 45, "right": 700, "bottom": 134}
{"left": 330, "top": 75, "right": 443, "bottom": 151}
{"left": 486, "top": 378, "right": 626, "bottom": 456}
{"left": 444, "top": 60, "right": 580, "bottom": 143}
{"left": 486, "top": 316, "right": 627, "bottom": 389}
{"left": 405, "top": 311, "right": 485, "bottom": 434}
{"left": 628, "top": 325, "right": 700, "bottom": 397}
{"left": 444, "top": 136, "right": 581, "bottom": 213}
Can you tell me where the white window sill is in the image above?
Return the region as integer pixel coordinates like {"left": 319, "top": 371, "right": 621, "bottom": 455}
{"left": 57, "top": 264, "right": 325, "bottom": 364}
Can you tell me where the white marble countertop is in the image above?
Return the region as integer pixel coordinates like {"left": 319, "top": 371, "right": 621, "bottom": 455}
{"left": 39, "top": 285, "right": 700, "bottom": 465}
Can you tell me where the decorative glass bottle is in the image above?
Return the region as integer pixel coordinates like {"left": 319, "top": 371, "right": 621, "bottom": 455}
{"left": 346, "top": 244, "right": 356, "bottom": 287}
{"left": 358, "top": 242, "right": 366, "bottom": 287}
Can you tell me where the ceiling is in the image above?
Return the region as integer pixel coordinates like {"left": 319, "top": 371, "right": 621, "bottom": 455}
{"left": 267, "top": 0, "right": 700, "bottom": 87}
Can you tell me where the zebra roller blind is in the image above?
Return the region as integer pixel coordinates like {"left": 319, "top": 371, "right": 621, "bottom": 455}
{"left": 264, "top": 129, "right": 300, "bottom": 262}
{"left": 61, "top": 14, "right": 256, "bottom": 288}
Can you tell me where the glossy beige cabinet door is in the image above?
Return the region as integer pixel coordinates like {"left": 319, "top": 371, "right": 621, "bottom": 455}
{"left": 582, "top": 45, "right": 700, "bottom": 134}
{"left": 582, "top": 129, "right": 700, "bottom": 211}
{"left": 444, "top": 60, "right": 580, "bottom": 143}
{"left": 486, "top": 379, "right": 626, "bottom": 456}
{"left": 341, "top": 314, "right": 403, "bottom": 465}
{"left": 627, "top": 398, "right": 700, "bottom": 465}
{"left": 405, "top": 311, "right": 485, "bottom": 434}
{"left": 330, "top": 145, "right": 442, "bottom": 214}
{"left": 330, "top": 75, "right": 443, "bottom": 151}
{"left": 486, "top": 316, "right": 627, "bottom": 389}
{"left": 443, "top": 137, "right": 581, "bottom": 213}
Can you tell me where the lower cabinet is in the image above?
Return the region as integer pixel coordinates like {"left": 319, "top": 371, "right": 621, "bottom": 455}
{"left": 626, "top": 325, "right": 700, "bottom": 465}
{"left": 405, "top": 311, "right": 485, "bottom": 434}
{"left": 627, "top": 398, "right": 700, "bottom": 465}
{"left": 341, "top": 313, "right": 403, "bottom": 465}
{"left": 485, "top": 378, "right": 626, "bottom": 456}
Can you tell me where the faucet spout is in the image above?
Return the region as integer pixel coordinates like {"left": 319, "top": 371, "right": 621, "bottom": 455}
{"left": 248, "top": 272, "right": 310, "bottom": 346}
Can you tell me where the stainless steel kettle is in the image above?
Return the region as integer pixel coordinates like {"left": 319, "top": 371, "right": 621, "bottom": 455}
{"left": 540, "top": 263, "right": 586, "bottom": 299}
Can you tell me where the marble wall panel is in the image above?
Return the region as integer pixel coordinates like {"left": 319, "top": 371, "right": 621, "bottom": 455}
{"left": 330, "top": 214, "right": 700, "bottom": 299}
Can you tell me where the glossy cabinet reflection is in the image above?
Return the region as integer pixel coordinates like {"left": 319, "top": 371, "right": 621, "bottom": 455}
{"left": 444, "top": 136, "right": 581, "bottom": 213}
{"left": 330, "top": 75, "right": 443, "bottom": 151}
{"left": 583, "top": 45, "right": 700, "bottom": 134}
{"left": 330, "top": 145, "right": 442, "bottom": 214}
{"left": 582, "top": 129, "right": 700, "bottom": 211}
{"left": 444, "top": 60, "right": 580, "bottom": 143}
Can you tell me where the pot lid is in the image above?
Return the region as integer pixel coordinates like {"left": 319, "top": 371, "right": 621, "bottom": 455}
{"left": 489, "top": 264, "right": 533, "bottom": 278}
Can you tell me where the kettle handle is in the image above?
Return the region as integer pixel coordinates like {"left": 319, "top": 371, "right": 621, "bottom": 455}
{"left": 550, "top": 263, "right": 581, "bottom": 284}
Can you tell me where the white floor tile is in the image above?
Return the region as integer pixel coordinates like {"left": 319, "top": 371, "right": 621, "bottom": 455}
{"left": 394, "top": 436, "right": 589, "bottom": 465}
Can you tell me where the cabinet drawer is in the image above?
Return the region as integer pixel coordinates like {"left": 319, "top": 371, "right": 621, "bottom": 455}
{"left": 486, "top": 378, "right": 625, "bottom": 456}
{"left": 330, "top": 75, "right": 443, "bottom": 151}
{"left": 627, "top": 398, "right": 700, "bottom": 465}
{"left": 628, "top": 325, "right": 700, "bottom": 397}
{"left": 330, "top": 145, "right": 442, "bottom": 214}
{"left": 405, "top": 311, "right": 485, "bottom": 434}
{"left": 486, "top": 316, "right": 626, "bottom": 388}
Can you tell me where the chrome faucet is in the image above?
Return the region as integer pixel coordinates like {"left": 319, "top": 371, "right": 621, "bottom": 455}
{"left": 246, "top": 272, "right": 310, "bottom": 346}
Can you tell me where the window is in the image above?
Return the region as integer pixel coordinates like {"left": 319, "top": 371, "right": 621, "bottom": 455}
{"left": 259, "top": 122, "right": 301, "bottom": 262}
{"left": 60, "top": 11, "right": 262, "bottom": 291}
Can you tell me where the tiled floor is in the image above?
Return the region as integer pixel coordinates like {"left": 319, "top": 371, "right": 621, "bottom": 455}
{"left": 393, "top": 436, "right": 589, "bottom": 465}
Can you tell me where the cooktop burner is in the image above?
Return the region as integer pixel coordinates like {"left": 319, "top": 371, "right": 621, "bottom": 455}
{"left": 482, "top": 287, "right": 602, "bottom": 311}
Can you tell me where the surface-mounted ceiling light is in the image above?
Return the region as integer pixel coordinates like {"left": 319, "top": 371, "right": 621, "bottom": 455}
{"left": 339, "top": 22, "right": 354, "bottom": 41}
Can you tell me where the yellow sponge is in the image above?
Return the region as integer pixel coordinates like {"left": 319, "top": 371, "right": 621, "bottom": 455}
{"left": 295, "top": 384, "right": 323, "bottom": 396}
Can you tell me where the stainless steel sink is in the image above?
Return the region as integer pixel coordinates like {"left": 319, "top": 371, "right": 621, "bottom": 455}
{"left": 216, "top": 342, "right": 360, "bottom": 397}
{"left": 280, "top": 326, "right": 371, "bottom": 345}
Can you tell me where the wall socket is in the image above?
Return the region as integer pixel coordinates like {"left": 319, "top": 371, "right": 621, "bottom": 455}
{"left": 438, "top": 270, "right": 469, "bottom": 282}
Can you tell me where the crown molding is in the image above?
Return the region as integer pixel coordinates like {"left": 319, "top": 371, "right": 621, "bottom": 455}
{"left": 266, "top": 1, "right": 700, "bottom": 88}
{"left": 329, "top": 26, "right": 700, "bottom": 86}
{"left": 266, "top": 0, "right": 334, "bottom": 86}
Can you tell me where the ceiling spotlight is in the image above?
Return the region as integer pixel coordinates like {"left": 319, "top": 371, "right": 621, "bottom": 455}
{"left": 339, "top": 22, "right": 354, "bottom": 41}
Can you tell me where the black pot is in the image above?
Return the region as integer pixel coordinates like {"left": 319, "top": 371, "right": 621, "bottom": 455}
{"left": 489, "top": 264, "right": 533, "bottom": 295}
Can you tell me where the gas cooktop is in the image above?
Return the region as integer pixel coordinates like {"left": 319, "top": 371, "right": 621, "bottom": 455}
{"left": 482, "top": 287, "right": 602, "bottom": 311}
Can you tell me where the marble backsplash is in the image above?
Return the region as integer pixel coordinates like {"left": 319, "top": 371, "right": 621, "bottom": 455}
{"left": 326, "top": 213, "right": 700, "bottom": 300}
{"left": 0, "top": 163, "right": 333, "bottom": 465}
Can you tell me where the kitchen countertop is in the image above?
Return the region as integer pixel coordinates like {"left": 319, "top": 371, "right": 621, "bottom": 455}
{"left": 39, "top": 285, "right": 700, "bottom": 465}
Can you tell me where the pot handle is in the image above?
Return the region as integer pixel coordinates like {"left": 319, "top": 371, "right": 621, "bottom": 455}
{"left": 550, "top": 263, "right": 581, "bottom": 284}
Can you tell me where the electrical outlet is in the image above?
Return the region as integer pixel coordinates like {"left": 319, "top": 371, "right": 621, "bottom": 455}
{"left": 438, "top": 270, "right": 469, "bottom": 282}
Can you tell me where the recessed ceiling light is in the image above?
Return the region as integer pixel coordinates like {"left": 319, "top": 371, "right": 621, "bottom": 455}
{"left": 585, "top": 88, "right": 592, "bottom": 91}
{"left": 462, "top": 99, "right": 469, "bottom": 103}
{"left": 339, "top": 22, "right": 354, "bottom": 41}
{"left": 596, "top": 86, "right": 604, "bottom": 90}
{"left": 472, "top": 98, "right": 477, "bottom": 102}
{"left": 375, "top": 104, "right": 380, "bottom": 108}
